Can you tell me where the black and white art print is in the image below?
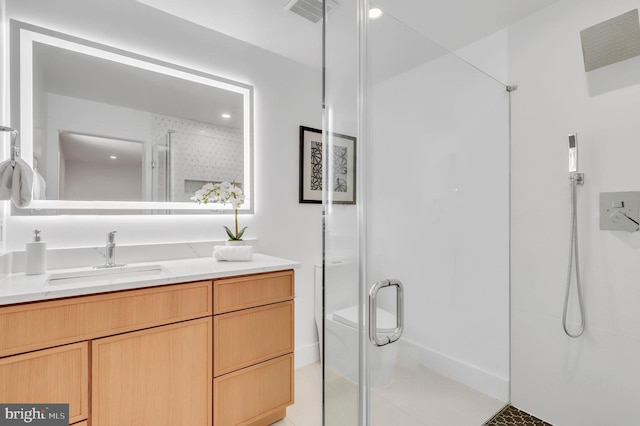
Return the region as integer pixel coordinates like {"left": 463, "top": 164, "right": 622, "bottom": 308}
{"left": 299, "top": 126, "right": 356, "bottom": 204}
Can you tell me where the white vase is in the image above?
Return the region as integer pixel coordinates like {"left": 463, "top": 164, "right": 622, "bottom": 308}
{"left": 225, "top": 240, "right": 246, "bottom": 246}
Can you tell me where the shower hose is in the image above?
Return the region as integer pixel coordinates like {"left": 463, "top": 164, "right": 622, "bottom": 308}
{"left": 563, "top": 173, "right": 585, "bottom": 338}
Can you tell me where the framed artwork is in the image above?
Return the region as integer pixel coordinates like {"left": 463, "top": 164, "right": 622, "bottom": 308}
{"left": 299, "top": 126, "right": 356, "bottom": 204}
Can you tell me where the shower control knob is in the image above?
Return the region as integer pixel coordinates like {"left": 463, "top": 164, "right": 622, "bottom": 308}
{"left": 609, "top": 211, "right": 639, "bottom": 232}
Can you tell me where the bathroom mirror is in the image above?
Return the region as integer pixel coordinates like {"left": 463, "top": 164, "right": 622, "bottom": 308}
{"left": 10, "top": 21, "right": 253, "bottom": 213}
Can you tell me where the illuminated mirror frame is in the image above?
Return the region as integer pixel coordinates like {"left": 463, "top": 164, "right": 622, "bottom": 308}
{"left": 10, "top": 21, "right": 254, "bottom": 213}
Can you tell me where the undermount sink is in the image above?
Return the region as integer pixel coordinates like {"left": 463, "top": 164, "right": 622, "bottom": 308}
{"left": 47, "top": 264, "right": 167, "bottom": 286}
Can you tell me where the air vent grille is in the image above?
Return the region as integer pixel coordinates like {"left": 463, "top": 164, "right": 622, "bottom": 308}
{"left": 285, "top": 0, "right": 338, "bottom": 24}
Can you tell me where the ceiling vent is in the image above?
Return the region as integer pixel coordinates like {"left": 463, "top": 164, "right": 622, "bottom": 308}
{"left": 285, "top": 0, "right": 339, "bottom": 24}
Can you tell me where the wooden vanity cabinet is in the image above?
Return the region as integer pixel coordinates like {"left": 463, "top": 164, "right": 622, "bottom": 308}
{"left": 0, "top": 280, "right": 213, "bottom": 358}
{"left": 0, "top": 269, "right": 295, "bottom": 426}
{"left": 0, "top": 280, "right": 213, "bottom": 426}
{"left": 213, "top": 270, "right": 295, "bottom": 426}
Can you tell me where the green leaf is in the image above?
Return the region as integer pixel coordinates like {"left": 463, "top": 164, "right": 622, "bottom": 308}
{"left": 223, "top": 226, "right": 236, "bottom": 240}
{"left": 236, "top": 227, "right": 248, "bottom": 240}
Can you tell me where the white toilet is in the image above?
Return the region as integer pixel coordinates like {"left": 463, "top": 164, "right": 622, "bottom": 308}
{"left": 314, "top": 262, "right": 398, "bottom": 387}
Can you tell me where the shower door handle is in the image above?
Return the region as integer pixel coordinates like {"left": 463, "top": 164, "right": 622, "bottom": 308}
{"left": 368, "top": 279, "right": 404, "bottom": 347}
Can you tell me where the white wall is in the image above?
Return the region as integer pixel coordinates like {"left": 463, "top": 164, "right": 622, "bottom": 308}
{"left": 4, "top": 0, "right": 323, "bottom": 366}
{"left": 509, "top": 0, "right": 640, "bottom": 424}
{"left": 367, "top": 34, "right": 510, "bottom": 400}
{"left": 63, "top": 160, "right": 142, "bottom": 201}
{"left": 44, "top": 94, "right": 151, "bottom": 200}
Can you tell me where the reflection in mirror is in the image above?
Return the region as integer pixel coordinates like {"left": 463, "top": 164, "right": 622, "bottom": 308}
{"left": 12, "top": 21, "right": 253, "bottom": 213}
{"left": 151, "top": 124, "right": 244, "bottom": 203}
{"left": 58, "top": 132, "right": 144, "bottom": 201}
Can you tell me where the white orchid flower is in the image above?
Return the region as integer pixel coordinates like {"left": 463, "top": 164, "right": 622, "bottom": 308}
{"left": 192, "top": 181, "right": 247, "bottom": 240}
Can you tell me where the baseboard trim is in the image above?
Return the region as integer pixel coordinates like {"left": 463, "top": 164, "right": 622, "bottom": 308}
{"left": 295, "top": 342, "right": 319, "bottom": 369}
{"left": 300, "top": 338, "right": 508, "bottom": 401}
{"left": 399, "top": 339, "right": 509, "bottom": 402}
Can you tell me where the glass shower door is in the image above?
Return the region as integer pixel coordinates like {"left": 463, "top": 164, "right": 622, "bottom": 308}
{"left": 323, "top": 1, "right": 511, "bottom": 425}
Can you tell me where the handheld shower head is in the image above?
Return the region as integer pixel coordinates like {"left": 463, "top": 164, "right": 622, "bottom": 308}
{"left": 568, "top": 133, "right": 578, "bottom": 173}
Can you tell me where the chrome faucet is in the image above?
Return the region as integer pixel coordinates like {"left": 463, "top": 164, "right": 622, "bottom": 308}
{"left": 95, "top": 231, "right": 126, "bottom": 269}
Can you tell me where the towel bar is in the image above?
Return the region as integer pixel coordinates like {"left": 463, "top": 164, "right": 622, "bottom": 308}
{"left": 0, "top": 125, "right": 19, "bottom": 166}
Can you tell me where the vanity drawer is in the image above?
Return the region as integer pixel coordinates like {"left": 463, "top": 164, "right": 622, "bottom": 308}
{"left": 214, "top": 300, "right": 294, "bottom": 377}
{"left": 0, "top": 281, "right": 212, "bottom": 357}
{"left": 213, "top": 270, "right": 294, "bottom": 314}
{"left": 0, "top": 342, "right": 89, "bottom": 424}
{"left": 213, "top": 354, "right": 293, "bottom": 426}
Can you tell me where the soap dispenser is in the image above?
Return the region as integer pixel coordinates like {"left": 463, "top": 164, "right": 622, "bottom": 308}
{"left": 25, "top": 229, "right": 47, "bottom": 275}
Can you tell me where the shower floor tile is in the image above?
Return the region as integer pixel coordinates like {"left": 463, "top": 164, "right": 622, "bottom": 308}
{"left": 280, "top": 360, "right": 507, "bottom": 426}
{"left": 370, "top": 357, "right": 505, "bottom": 425}
{"left": 484, "top": 405, "right": 553, "bottom": 426}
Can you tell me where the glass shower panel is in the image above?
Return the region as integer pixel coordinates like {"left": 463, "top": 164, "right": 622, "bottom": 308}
{"left": 151, "top": 134, "right": 169, "bottom": 202}
{"left": 323, "top": 2, "right": 510, "bottom": 425}
{"left": 322, "top": 0, "right": 360, "bottom": 424}
{"left": 365, "top": 10, "right": 510, "bottom": 425}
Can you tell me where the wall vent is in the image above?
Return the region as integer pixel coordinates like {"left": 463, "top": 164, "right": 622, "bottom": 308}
{"left": 285, "top": 0, "right": 339, "bottom": 24}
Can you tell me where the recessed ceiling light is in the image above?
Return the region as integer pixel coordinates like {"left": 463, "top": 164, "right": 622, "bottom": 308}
{"left": 109, "top": 155, "right": 117, "bottom": 159}
{"left": 369, "top": 8, "right": 383, "bottom": 20}
{"left": 221, "top": 113, "right": 231, "bottom": 119}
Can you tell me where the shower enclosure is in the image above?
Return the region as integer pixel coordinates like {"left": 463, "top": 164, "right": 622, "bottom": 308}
{"left": 322, "top": 1, "right": 511, "bottom": 424}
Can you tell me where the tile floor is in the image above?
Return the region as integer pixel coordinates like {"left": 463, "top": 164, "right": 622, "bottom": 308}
{"left": 275, "top": 359, "right": 507, "bottom": 426}
{"left": 484, "top": 406, "right": 552, "bottom": 426}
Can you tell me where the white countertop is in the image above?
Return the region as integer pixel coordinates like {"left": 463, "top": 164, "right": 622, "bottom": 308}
{"left": 0, "top": 253, "right": 299, "bottom": 306}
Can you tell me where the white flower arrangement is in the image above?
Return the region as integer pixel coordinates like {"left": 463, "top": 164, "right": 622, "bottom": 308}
{"left": 191, "top": 181, "right": 247, "bottom": 241}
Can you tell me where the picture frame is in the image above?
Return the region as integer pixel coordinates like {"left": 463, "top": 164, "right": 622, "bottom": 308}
{"left": 299, "top": 126, "right": 356, "bottom": 204}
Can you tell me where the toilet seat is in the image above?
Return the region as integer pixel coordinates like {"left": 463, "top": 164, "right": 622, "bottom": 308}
{"left": 332, "top": 305, "right": 397, "bottom": 333}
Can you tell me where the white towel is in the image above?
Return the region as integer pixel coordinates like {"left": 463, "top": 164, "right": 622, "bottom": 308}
{"left": 0, "top": 158, "right": 34, "bottom": 207}
{"left": 213, "top": 245, "right": 253, "bottom": 261}
{"left": 32, "top": 169, "right": 46, "bottom": 200}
